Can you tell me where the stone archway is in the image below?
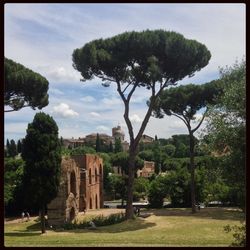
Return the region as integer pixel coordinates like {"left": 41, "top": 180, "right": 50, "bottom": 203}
{"left": 70, "top": 171, "right": 77, "bottom": 196}
{"left": 66, "top": 192, "right": 78, "bottom": 222}
{"left": 69, "top": 207, "right": 75, "bottom": 221}
{"left": 90, "top": 197, "right": 92, "bottom": 209}
{"left": 95, "top": 194, "right": 98, "bottom": 209}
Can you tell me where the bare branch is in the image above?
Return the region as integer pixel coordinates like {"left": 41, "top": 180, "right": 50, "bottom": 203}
{"left": 122, "top": 83, "right": 132, "bottom": 94}
{"left": 192, "top": 108, "right": 208, "bottom": 133}
{"left": 4, "top": 104, "right": 30, "bottom": 113}
{"left": 5, "top": 109, "right": 16, "bottom": 112}
{"left": 127, "top": 82, "right": 138, "bottom": 103}
{"left": 116, "top": 81, "right": 135, "bottom": 143}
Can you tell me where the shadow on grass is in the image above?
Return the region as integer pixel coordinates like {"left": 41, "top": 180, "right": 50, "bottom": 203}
{"left": 26, "top": 222, "right": 41, "bottom": 231}
{"left": 65, "top": 218, "right": 156, "bottom": 234}
{"left": 147, "top": 207, "right": 244, "bottom": 221}
{"left": 5, "top": 232, "right": 41, "bottom": 237}
{"left": 5, "top": 222, "right": 43, "bottom": 237}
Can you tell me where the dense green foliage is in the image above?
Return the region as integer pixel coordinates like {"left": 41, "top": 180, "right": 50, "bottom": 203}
{"left": 203, "top": 59, "right": 246, "bottom": 209}
{"left": 111, "top": 152, "right": 144, "bottom": 175}
{"left": 95, "top": 133, "right": 101, "bottom": 152}
{"left": 97, "top": 153, "right": 113, "bottom": 190}
{"left": 21, "top": 112, "right": 61, "bottom": 233}
{"left": 17, "top": 140, "right": 22, "bottom": 154}
{"left": 4, "top": 58, "right": 49, "bottom": 112}
{"left": 5, "top": 131, "right": 234, "bottom": 214}
{"left": 21, "top": 112, "right": 61, "bottom": 207}
{"left": 152, "top": 81, "right": 221, "bottom": 212}
{"left": 105, "top": 174, "right": 127, "bottom": 202}
{"left": 4, "top": 158, "right": 24, "bottom": 207}
{"left": 70, "top": 146, "right": 96, "bottom": 155}
{"left": 7, "top": 139, "right": 18, "bottom": 157}
{"left": 148, "top": 175, "right": 168, "bottom": 208}
{"left": 224, "top": 222, "right": 246, "bottom": 247}
{"left": 72, "top": 29, "right": 211, "bottom": 85}
{"left": 133, "top": 177, "right": 150, "bottom": 201}
{"left": 148, "top": 154, "right": 231, "bottom": 208}
{"left": 114, "top": 138, "right": 123, "bottom": 153}
{"left": 153, "top": 81, "right": 221, "bottom": 120}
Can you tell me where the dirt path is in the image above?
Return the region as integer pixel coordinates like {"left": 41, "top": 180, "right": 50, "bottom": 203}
{"left": 5, "top": 208, "right": 125, "bottom": 224}
{"left": 4, "top": 216, "right": 38, "bottom": 224}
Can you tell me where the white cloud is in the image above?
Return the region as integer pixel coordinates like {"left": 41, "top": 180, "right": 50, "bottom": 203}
{"left": 90, "top": 112, "right": 101, "bottom": 117}
{"left": 131, "top": 95, "right": 148, "bottom": 104}
{"left": 80, "top": 96, "right": 96, "bottom": 103}
{"left": 96, "top": 125, "right": 109, "bottom": 132}
{"left": 39, "top": 65, "right": 81, "bottom": 83}
{"left": 49, "top": 88, "right": 64, "bottom": 95}
{"left": 4, "top": 122, "right": 28, "bottom": 135}
{"left": 52, "top": 103, "right": 79, "bottom": 118}
{"left": 129, "top": 114, "right": 142, "bottom": 123}
{"left": 102, "top": 97, "right": 122, "bottom": 106}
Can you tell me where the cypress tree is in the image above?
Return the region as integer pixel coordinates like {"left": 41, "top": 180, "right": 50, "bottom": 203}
{"left": 17, "top": 140, "right": 22, "bottom": 154}
{"left": 22, "top": 112, "right": 61, "bottom": 233}
{"left": 9, "top": 139, "right": 17, "bottom": 157}
{"left": 96, "top": 133, "right": 101, "bottom": 152}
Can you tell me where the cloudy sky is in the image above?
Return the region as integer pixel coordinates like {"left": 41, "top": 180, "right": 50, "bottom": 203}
{"left": 4, "top": 3, "right": 245, "bottom": 143}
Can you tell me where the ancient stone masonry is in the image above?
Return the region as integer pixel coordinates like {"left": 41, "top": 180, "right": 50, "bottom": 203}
{"left": 137, "top": 161, "right": 155, "bottom": 178}
{"left": 47, "top": 154, "right": 103, "bottom": 225}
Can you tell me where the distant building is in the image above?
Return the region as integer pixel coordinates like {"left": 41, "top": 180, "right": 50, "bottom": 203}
{"left": 63, "top": 138, "right": 85, "bottom": 148}
{"left": 137, "top": 161, "right": 155, "bottom": 178}
{"left": 112, "top": 166, "right": 123, "bottom": 176}
{"left": 112, "top": 125, "right": 125, "bottom": 141}
{"left": 140, "top": 134, "right": 154, "bottom": 144}
{"left": 112, "top": 161, "right": 155, "bottom": 178}
{"left": 62, "top": 125, "right": 129, "bottom": 151}
{"left": 121, "top": 141, "right": 129, "bottom": 152}
{"left": 85, "top": 133, "right": 113, "bottom": 145}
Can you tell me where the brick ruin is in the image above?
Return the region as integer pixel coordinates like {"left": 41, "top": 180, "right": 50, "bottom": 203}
{"left": 47, "top": 154, "right": 103, "bottom": 225}
{"left": 137, "top": 161, "right": 155, "bottom": 178}
{"left": 113, "top": 161, "right": 155, "bottom": 178}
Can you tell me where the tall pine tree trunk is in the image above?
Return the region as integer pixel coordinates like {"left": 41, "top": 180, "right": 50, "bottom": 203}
{"left": 125, "top": 148, "right": 136, "bottom": 219}
{"left": 189, "top": 132, "right": 196, "bottom": 213}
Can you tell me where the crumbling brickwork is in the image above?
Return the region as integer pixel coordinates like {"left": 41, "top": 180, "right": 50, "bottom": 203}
{"left": 47, "top": 154, "right": 103, "bottom": 225}
{"left": 137, "top": 161, "right": 155, "bottom": 178}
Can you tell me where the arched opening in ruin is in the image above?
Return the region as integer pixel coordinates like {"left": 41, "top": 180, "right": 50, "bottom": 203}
{"left": 89, "top": 169, "right": 92, "bottom": 184}
{"left": 90, "top": 197, "right": 92, "bottom": 209}
{"left": 95, "top": 194, "right": 98, "bottom": 209}
{"left": 95, "top": 168, "right": 98, "bottom": 183}
{"left": 70, "top": 171, "right": 77, "bottom": 196}
{"left": 99, "top": 164, "right": 102, "bottom": 178}
{"left": 69, "top": 207, "right": 75, "bottom": 221}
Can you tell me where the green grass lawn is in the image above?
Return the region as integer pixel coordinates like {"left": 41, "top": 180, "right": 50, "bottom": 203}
{"left": 4, "top": 207, "right": 244, "bottom": 247}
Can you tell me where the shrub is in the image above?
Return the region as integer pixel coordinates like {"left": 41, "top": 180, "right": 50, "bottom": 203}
{"left": 62, "top": 212, "right": 126, "bottom": 230}
{"left": 224, "top": 222, "right": 246, "bottom": 247}
{"left": 92, "top": 213, "right": 126, "bottom": 226}
{"left": 148, "top": 176, "right": 167, "bottom": 208}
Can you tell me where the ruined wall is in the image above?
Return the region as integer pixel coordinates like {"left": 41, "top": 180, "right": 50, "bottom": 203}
{"left": 137, "top": 161, "right": 155, "bottom": 178}
{"left": 47, "top": 154, "right": 103, "bottom": 226}
{"left": 84, "top": 154, "right": 103, "bottom": 210}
